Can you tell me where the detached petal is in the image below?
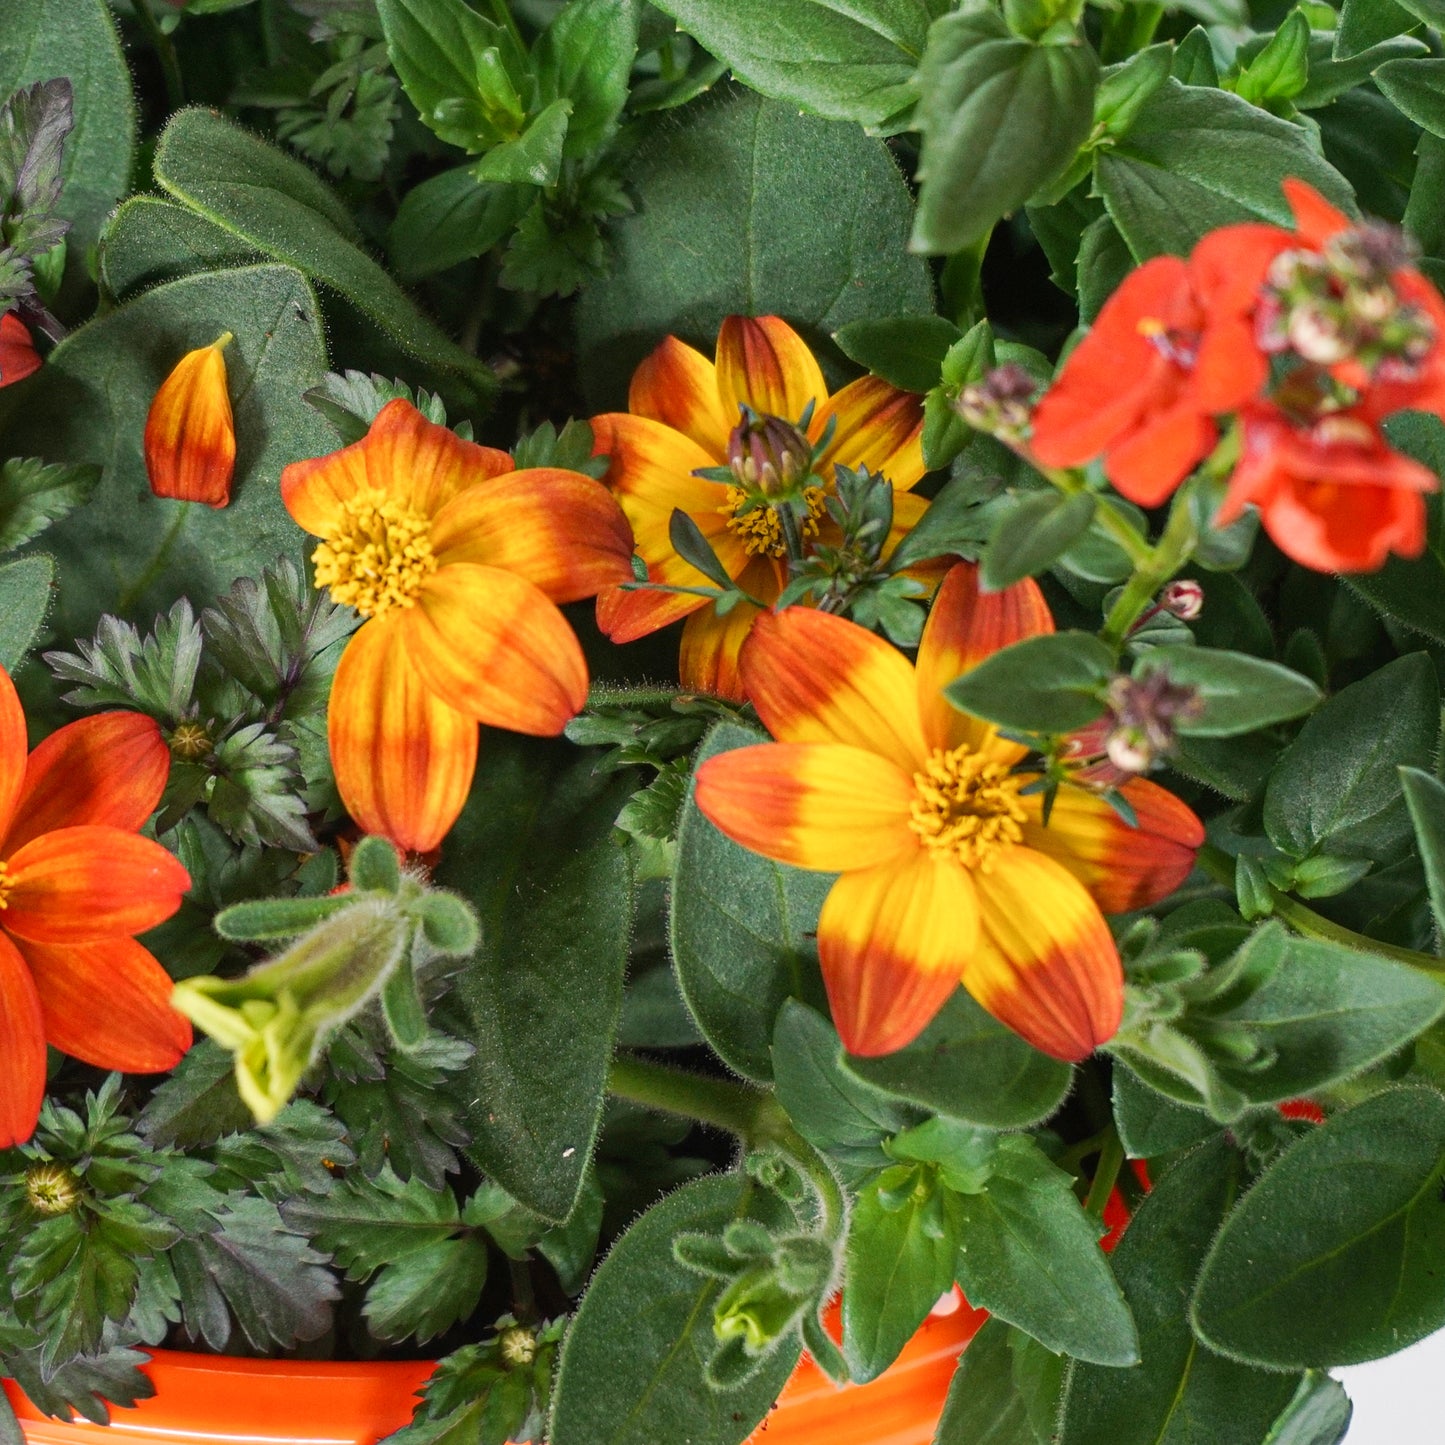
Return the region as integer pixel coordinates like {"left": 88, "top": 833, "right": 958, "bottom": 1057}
{"left": 1021, "top": 779, "right": 1204, "bottom": 913}
{"left": 694, "top": 742, "right": 917, "bottom": 872}
{"left": 628, "top": 336, "right": 731, "bottom": 457}
{"left": 716, "top": 316, "right": 827, "bottom": 425}
{"left": 0, "top": 312, "right": 41, "bottom": 388}
{"left": 402, "top": 564, "right": 587, "bottom": 734}
{"left": 5, "top": 712, "right": 170, "bottom": 854}
{"left": 3, "top": 828, "right": 190, "bottom": 944}
{"left": 431, "top": 469, "right": 636, "bottom": 603}
{"left": 820, "top": 852, "right": 978, "bottom": 1057}
{"left": 812, "top": 374, "right": 926, "bottom": 491}
{"left": 0, "top": 931, "right": 44, "bottom": 1147}
{"left": 0, "top": 666, "right": 31, "bottom": 846}
{"left": 144, "top": 335, "right": 236, "bottom": 508}
{"left": 967, "top": 848, "right": 1122, "bottom": 1062}
{"left": 741, "top": 607, "right": 929, "bottom": 775}
{"left": 20, "top": 935, "right": 191, "bottom": 1072}
{"left": 328, "top": 616, "right": 477, "bottom": 854}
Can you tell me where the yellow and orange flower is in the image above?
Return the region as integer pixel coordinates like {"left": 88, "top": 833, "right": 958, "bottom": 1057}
{"left": 591, "top": 315, "right": 928, "bottom": 699}
{"left": 145, "top": 333, "right": 237, "bottom": 508}
{"left": 0, "top": 677, "right": 192, "bottom": 1147}
{"left": 694, "top": 564, "right": 1204, "bottom": 1061}
{"left": 281, "top": 398, "right": 635, "bottom": 855}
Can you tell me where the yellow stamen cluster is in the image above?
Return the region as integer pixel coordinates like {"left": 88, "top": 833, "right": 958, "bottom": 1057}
{"left": 719, "top": 485, "right": 827, "bottom": 558}
{"left": 909, "top": 745, "right": 1027, "bottom": 871}
{"left": 312, "top": 489, "right": 438, "bottom": 618}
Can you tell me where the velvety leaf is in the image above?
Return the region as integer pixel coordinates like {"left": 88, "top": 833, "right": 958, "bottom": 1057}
{"left": 1111, "top": 1063, "right": 1219, "bottom": 1157}
{"left": 935, "top": 1317, "right": 1065, "bottom": 1445}
{"left": 1134, "top": 649, "right": 1322, "bottom": 738}
{"left": 100, "top": 197, "right": 259, "bottom": 300}
{"left": 1375, "top": 57, "right": 1445, "bottom": 137}
{"left": 0, "top": 554, "right": 51, "bottom": 672}
{"left": 1402, "top": 766, "right": 1445, "bottom": 944}
{"left": 944, "top": 631, "right": 1113, "bottom": 734}
{"left": 833, "top": 314, "right": 961, "bottom": 393}
{"left": 389, "top": 169, "right": 529, "bottom": 282}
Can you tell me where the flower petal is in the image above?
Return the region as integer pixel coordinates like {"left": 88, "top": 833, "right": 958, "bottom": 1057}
{"left": 402, "top": 564, "right": 587, "bottom": 733}
{"left": 966, "top": 848, "right": 1122, "bottom": 1062}
{"left": 916, "top": 563, "right": 1053, "bottom": 756}
{"left": 741, "top": 607, "right": 929, "bottom": 775}
{"left": 1020, "top": 778, "right": 1204, "bottom": 913}
{"left": 5, "top": 712, "right": 170, "bottom": 855}
{"left": 431, "top": 468, "right": 636, "bottom": 603}
{"left": 716, "top": 316, "right": 828, "bottom": 426}
{"left": 679, "top": 596, "right": 760, "bottom": 702}
{"left": 19, "top": 935, "right": 191, "bottom": 1072}
{"left": 1282, "top": 178, "right": 1352, "bottom": 247}
{"left": 144, "top": 337, "right": 236, "bottom": 507}
{"left": 328, "top": 616, "right": 477, "bottom": 853}
{"left": 0, "top": 312, "right": 41, "bottom": 388}
{"left": 0, "top": 931, "right": 44, "bottom": 1147}
{"left": 813, "top": 374, "right": 926, "bottom": 491}
{"left": 628, "top": 335, "right": 731, "bottom": 457}
{"left": 0, "top": 667, "right": 31, "bottom": 846}
{"left": 695, "top": 742, "right": 917, "bottom": 872}
{"left": 820, "top": 852, "right": 979, "bottom": 1056}
{"left": 1104, "top": 399, "right": 1217, "bottom": 508}
{"left": 3, "top": 828, "right": 190, "bottom": 943}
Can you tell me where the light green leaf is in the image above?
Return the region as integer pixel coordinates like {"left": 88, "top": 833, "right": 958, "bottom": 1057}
{"left": 0, "top": 553, "right": 51, "bottom": 671}
{"left": 533, "top": 0, "right": 638, "bottom": 157}
{"left": 471, "top": 98, "right": 572, "bottom": 187}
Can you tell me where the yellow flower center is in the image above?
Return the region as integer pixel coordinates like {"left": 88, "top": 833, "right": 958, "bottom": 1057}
{"left": 909, "top": 745, "right": 1027, "bottom": 871}
{"left": 312, "top": 489, "right": 437, "bottom": 618}
{"left": 719, "top": 485, "right": 827, "bottom": 558}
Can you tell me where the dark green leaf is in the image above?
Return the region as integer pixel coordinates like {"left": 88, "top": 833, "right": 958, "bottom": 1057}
{"left": 1264, "top": 1373, "right": 1353, "bottom": 1445}
{"left": 981, "top": 489, "right": 1097, "bottom": 591}
{"left": 935, "top": 1317, "right": 1064, "bottom": 1445}
{"left": 1134, "top": 649, "right": 1321, "bottom": 738}
{"left": 833, "top": 314, "right": 961, "bottom": 393}
{"left": 1375, "top": 58, "right": 1445, "bottom": 136}
{"left": 389, "top": 169, "right": 529, "bottom": 282}
{"left": 99, "top": 196, "right": 260, "bottom": 299}
{"left": 1297, "top": 34, "right": 1427, "bottom": 109}
{"left": 0, "top": 457, "right": 98, "bottom": 552}
{"left": 365, "top": 1237, "right": 489, "bottom": 1344}
{"left": 1112, "top": 1062, "right": 1219, "bottom": 1156}
{"left": 137, "top": 1040, "right": 251, "bottom": 1148}
{"left": 533, "top": 0, "right": 638, "bottom": 157}
{"left": 0, "top": 554, "right": 50, "bottom": 671}
{"left": 1402, "top": 766, "right": 1445, "bottom": 944}
{"left": 944, "top": 631, "right": 1113, "bottom": 734}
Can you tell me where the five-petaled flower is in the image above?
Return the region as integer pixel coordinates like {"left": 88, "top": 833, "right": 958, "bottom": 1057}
{"left": 693, "top": 564, "right": 1204, "bottom": 1061}
{"left": 0, "top": 673, "right": 191, "bottom": 1147}
{"left": 591, "top": 315, "right": 929, "bottom": 700}
{"left": 281, "top": 398, "right": 635, "bottom": 854}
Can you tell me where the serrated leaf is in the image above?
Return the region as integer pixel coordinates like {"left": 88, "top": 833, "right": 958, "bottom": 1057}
{"left": 0, "top": 457, "right": 99, "bottom": 552}
{"left": 46, "top": 600, "right": 202, "bottom": 721}
{"left": 365, "top": 1236, "right": 489, "bottom": 1343}
{"left": 137, "top": 1040, "right": 252, "bottom": 1149}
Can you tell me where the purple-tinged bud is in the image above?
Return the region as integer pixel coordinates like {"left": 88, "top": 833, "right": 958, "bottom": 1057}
{"left": 956, "top": 364, "right": 1038, "bottom": 439}
{"left": 1159, "top": 579, "right": 1204, "bottom": 621}
{"left": 727, "top": 409, "right": 813, "bottom": 498}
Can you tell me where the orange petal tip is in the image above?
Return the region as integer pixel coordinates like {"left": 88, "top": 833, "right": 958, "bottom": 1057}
{"left": 144, "top": 333, "right": 237, "bottom": 508}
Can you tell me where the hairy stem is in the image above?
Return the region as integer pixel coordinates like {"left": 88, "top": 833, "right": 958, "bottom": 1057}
{"left": 607, "top": 1053, "right": 768, "bottom": 1137}
{"left": 132, "top": 0, "right": 186, "bottom": 111}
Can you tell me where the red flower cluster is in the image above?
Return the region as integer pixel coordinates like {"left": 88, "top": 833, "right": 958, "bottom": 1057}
{"left": 1031, "top": 181, "right": 1445, "bottom": 572}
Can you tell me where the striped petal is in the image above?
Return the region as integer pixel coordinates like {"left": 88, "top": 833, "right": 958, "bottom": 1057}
{"left": 144, "top": 336, "right": 236, "bottom": 508}
{"left": 966, "top": 848, "right": 1122, "bottom": 1062}
{"left": 813, "top": 375, "right": 926, "bottom": 491}
{"left": 628, "top": 335, "right": 731, "bottom": 457}
{"left": 430, "top": 469, "right": 636, "bottom": 603}
{"left": 741, "top": 607, "right": 929, "bottom": 775}
{"left": 3, "top": 828, "right": 190, "bottom": 944}
{"left": 694, "top": 742, "right": 917, "bottom": 872}
{"left": 19, "top": 936, "right": 191, "bottom": 1072}
{"left": 916, "top": 563, "right": 1053, "bottom": 756}
{"left": 1020, "top": 778, "right": 1203, "bottom": 914}
{"left": 679, "top": 597, "right": 759, "bottom": 702}
{"left": 0, "top": 666, "right": 31, "bottom": 846}
{"left": 820, "top": 852, "right": 978, "bottom": 1057}
{"left": 401, "top": 564, "right": 587, "bottom": 734}
{"left": 0, "top": 931, "right": 44, "bottom": 1147}
{"left": 328, "top": 616, "right": 477, "bottom": 854}
{"left": 716, "top": 316, "right": 828, "bottom": 426}
{"left": 5, "top": 712, "right": 169, "bottom": 855}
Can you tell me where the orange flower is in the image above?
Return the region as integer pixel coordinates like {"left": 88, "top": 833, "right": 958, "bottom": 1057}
{"left": 0, "top": 312, "right": 40, "bottom": 388}
{"left": 145, "top": 333, "right": 237, "bottom": 508}
{"left": 694, "top": 564, "right": 1203, "bottom": 1060}
{"left": 591, "top": 315, "right": 926, "bottom": 699}
{"left": 0, "top": 681, "right": 191, "bottom": 1147}
{"left": 281, "top": 399, "right": 635, "bottom": 854}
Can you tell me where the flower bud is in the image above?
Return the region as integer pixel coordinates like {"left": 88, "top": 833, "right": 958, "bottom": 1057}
{"left": 714, "top": 1261, "right": 811, "bottom": 1354}
{"left": 956, "top": 364, "right": 1037, "bottom": 439}
{"left": 727, "top": 408, "right": 813, "bottom": 498}
{"left": 25, "top": 1162, "right": 81, "bottom": 1216}
{"left": 1098, "top": 671, "right": 1205, "bottom": 776}
{"left": 144, "top": 332, "right": 236, "bottom": 508}
{"left": 1159, "top": 579, "right": 1203, "bottom": 620}
{"left": 0, "top": 311, "right": 41, "bottom": 388}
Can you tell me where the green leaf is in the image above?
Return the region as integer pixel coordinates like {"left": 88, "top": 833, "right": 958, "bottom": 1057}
{"left": 1375, "top": 57, "right": 1445, "bottom": 136}
{"left": 935, "top": 1317, "right": 1065, "bottom": 1445}
{"left": 1402, "top": 766, "right": 1445, "bottom": 943}
{"left": 944, "top": 631, "right": 1113, "bottom": 734}
{"left": 912, "top": 13, "right": 1099, "bottom": 253}
{"left": 365, "top": 1237, "right": 490, "bottom": 1344}
{"left": 844, "top": 989, "right": 1072, "bottom": 1129}
{"left": 1229, "top": 11, "right": 1311, "bottom": 109}
{"left": 0, "top": 80, "right": 73, "bottom": 304}
{"left": 0, "top": 457, "right": 99, "bottom": 552}
{"left": 1094, "top": 43, "right": 1174, "bottom": 141}
{"left": 643, "top": 0, "right": 935, "bottom": 129}
{"left": 435, "top": 736, "right": 634, "bottom": 1221}
{"left": 1296, "top": 33, "right": 1428, "bottom": 109}
{"left": 152, "top": 109, "right": 487, "bottom": 390}
{"left": 1095, "top": 79, "right": 1355, "bottom": 259}
{"left": 1263, "top": 1373, "right": 1353, "bottom": 1445}
{"left": 533, "top": 0, "right": 638, "bottom": 157}
{"left": 1111, "top": 1062, "right": 1219, "bottom": 1157}
{"left": 1, "top": 1343, "right": 155, "bottom": 1429}
{"left": 833, "top": 314, "right": 961, "bottom": 393}
{"left": 1263, "top": 652, "right": 1438, "bottom": 862}
{"left": 981, "top": 489, "right": 1097, "bottom": 591}
{"left": 389, "top": 168, "right": 529, "bottom": 282}
{"left": 206, "top": 723, "right": 316, "bottom": 853}
{"left": 137, "top": 1040, "right": 251, "bottom": 1149}
{"left": 0, "top": 553, "right": 50, "bottom": 671}
{"left": 100, "top": 196, "right": 259, "bottom": 299}
{"left": 576, "top": 88, "right": 932, "bottom": 406}
{"left": 1133, "top": 649, "right": 1322, "bottom": 738}
{"left": 672, "top": 722, "right": 833, "bottom": 1083}
{"left": 1059, "top": 1140, "right": 1301, "bottom": 1445}
{"left": 472, "top": 99, "right": 572, "bottom": 187}
{"left": 549, "top": 1173, "right": 798, "bottom": 1445}
{"left": 1192, "top": 1086, "right": 1445, "bottom": 1366}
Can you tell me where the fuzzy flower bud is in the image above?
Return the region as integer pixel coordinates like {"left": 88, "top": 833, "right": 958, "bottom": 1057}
{"left": 727, "top": 408, "right": 813, "bottom": 499}
{"left": 1159, "top": 579, "right": 1204, "bottom": 620}
{"left": 25, "top": 1162, "right": 81, "bottom": 1217}
{"left": 956, "top": 364, "right": 1037, "bottom": 440}
{"left": 144, "top": 332, "right": 236, "bottom": 508}
{"left": 499, "top": 1326, "right": 538, "bottom": 1367}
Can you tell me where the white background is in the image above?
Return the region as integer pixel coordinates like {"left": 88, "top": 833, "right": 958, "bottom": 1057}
{"left": 1336, "top": 1330, "right": 1445, "bottom": 1440}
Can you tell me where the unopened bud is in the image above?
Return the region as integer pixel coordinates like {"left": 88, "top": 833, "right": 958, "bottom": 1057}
{"left": 25, "top": 1162, "right": 81, "bottom": 1216}
{"left": 1159, "top": 579, "right": 1203, "bottom": 620}
{"left": 169, "top": 721, "right": 213, "bottom": 761}
{"left": 499, "top": 1325, "right": 537, "bottom": 1367}
{"left": 956, "top": 363, "right": 1037, "bottom": 438}
{"left": 1097, "top": 672, "right": 1205, "bottom": 776}
{"left": 727, "top": 408, "right": 812, "bottom": 498}
{"left": 144, "top": 332, "right": 236, "bottom": 508}
{"left": 714, "top": 1261, "right": 810, "bottom": 1354}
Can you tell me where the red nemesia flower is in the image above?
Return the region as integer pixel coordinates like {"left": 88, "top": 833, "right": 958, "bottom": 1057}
{"left": 0, "top": 312, "right": 41, "bottom": 388}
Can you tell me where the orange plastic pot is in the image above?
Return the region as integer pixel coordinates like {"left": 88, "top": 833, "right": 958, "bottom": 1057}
{"left": 4, "top": 1301, "right": 986, "bottom": 1445}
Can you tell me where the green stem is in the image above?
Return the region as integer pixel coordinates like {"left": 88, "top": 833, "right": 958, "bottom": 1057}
{"left": 1084, "top": 1129, "right": 1125, "bottom": 1219}
{"left": 1099, "top": 482, "right": 1199, "bottom": 652}
{"left": 941, "top": 229, "right": 993, "bottom": 331}
{"left": 607, "top": 1054, "right": 766, "bottom": 1136}
{"left": 132, "top": 0, "right": 186, "bottom": 111}
{"left": 1033, "top": 462, "right": 1153, "bottom": 569}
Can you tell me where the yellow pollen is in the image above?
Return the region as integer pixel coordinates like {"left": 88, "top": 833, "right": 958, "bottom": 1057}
{"left": 0, "top": 859, "right": 14, "bottom": 910}
{"left": 909, "top": 745, "right": 1027, "bottom": 871}
{"left": 719, "top": 485, "right": 827, "bottom": 558}
{"left": 312, "top": 489, "right": 438, "bottom": 618}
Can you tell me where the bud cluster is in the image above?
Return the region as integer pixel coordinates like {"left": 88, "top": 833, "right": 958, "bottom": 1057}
{"left": 954, "top": 363, "right": 1038, "bottom": 441}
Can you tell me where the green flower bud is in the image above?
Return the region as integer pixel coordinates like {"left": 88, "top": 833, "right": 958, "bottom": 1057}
{"left": 714, "top": 1261, "right": 810, "bottom": 1354}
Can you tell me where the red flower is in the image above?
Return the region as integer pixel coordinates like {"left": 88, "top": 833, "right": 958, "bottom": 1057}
{"left": 0, "top": 312, "right": 40, "bottom": 388}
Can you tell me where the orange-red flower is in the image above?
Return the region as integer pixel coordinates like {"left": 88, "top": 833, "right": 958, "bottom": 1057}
{"left": 0, "top": 679, "right": 191, "bottom": 1147}
{"left": 0, "top": 312, "right": 40, "bottom": 388}
{"left": 694, "top": 564, "right": 1203, "bottom": 1061}
{"left": 281, "top": 399, "right": 635, "bottom": 854}
{"left": 145, "top": 333, "right": 237, "bottom": 508}
{"left": 591, "top": 315, "right": 927, "bottom": 699}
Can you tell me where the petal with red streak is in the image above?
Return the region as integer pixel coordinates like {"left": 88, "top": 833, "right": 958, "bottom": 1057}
{"left": 813, "top": 375, "right": 926, "bottom": 491}
{"left": 328, "top": 616, "right": 477, "bottom": 854}
{"left": 820, "top": 852, "right": 978, "bottom": 1057}
{"left": 694, "top": 742, "right": 917, "bottom": 872}
{"left": 716, "top": 316, "right": 828, "bottom": 425}
{"left": 0, "top": 931, "right": 44, "bottom": 1147}
{"left": 144, "top": 340, "right": 236, "bottom": 508}
{"left": 628, "top": 336, "right": 731, "bottom": 457}
{"left": 20, "top": 935, "right": 191, "bottom": 1072}
{"left": 679, "top": 596, "right": 759, "bottom": 703}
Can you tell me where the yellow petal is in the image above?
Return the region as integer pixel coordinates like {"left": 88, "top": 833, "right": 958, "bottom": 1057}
{"left": 629, "top": 335, "right": 731, "bottom": 457}
{"left": 812, "top": 373, "right": 925, "bottom": 491}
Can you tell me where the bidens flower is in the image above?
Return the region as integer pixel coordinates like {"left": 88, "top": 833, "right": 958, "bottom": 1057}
{"left": 0, "top": 676, "right": 191, "bottom": 1147}
{"left": 591, "top": 315, "right": 927, "bottom": 700}
{"left": 694, "top": 565, "right": 1203, "bottom": 1061}
{"left": 144, "top": 332, "right": 237, "bottom": 507}
{"left": 281, "top": 399, "right": 635, "bottom": 854}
